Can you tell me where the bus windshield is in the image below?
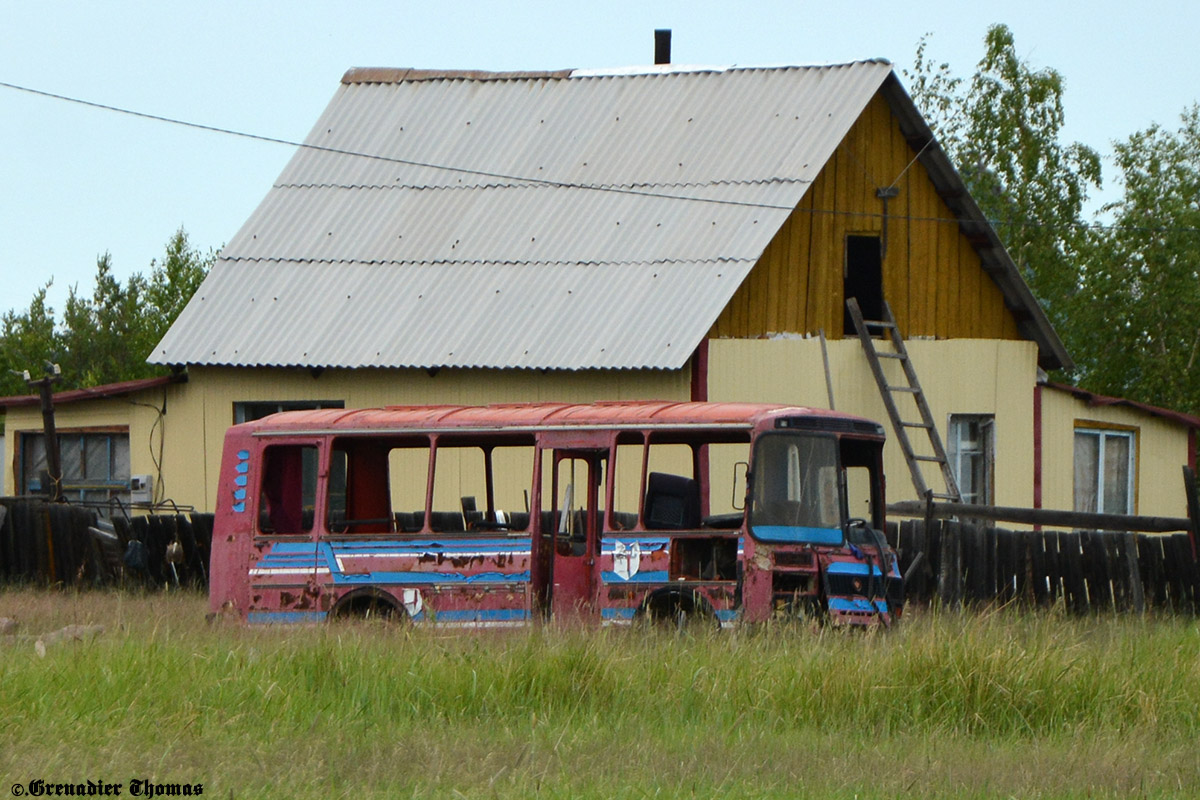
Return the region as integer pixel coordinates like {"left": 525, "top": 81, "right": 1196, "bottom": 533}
{"left": 749, "top": 432, "right": 843, "bottom": 545}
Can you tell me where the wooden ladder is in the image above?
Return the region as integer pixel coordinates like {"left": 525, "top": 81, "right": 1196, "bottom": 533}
{"left": 846, "top": 298, "right": 963, "bottom": 503}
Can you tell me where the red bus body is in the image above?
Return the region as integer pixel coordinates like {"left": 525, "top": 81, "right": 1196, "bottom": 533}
{"left": 209, "top": 401, "right": 902, "bottom": 627}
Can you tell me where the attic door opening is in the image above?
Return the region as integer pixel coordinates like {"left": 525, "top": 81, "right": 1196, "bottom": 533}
{"left": 842, "top": 235, "right": 883, "bottom": 335}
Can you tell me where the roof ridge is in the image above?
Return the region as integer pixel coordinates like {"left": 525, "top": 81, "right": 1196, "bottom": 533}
{"left": 342, "top": 68, "right": 575, "bottom": 84}
{"left": 342, "top": 60, "right": 893, "bottom": 85}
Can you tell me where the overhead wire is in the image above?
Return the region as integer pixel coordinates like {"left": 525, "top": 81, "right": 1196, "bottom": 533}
{"left": 3, "top": 78, "right": 1200, "bottom": 237}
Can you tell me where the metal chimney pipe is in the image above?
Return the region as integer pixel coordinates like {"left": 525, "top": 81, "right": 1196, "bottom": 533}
{"left": 654, "top": 29, "right": 671, "bottom": 65}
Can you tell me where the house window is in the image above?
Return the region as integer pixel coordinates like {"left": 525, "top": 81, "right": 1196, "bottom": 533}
{"left": 1074, "top": 427, "right": 1135, "bottom": 515}
{"left": 948, "top": 415, "right": 993, "bottom": 505}
{"left": 234, "top": 400, "right": 344, "bottom": 424}
{"left": 19, "top": 429, "right": 131, "bottom": 507}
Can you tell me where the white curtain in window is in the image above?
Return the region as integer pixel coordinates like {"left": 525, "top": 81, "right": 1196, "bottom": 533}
{"left": 1103, "top": 434, "right": 1132, "bottom": 515}
{"left": 1074, "top": 429, "right": 1133, "bottom": 515}
{"left": 1074, "top": 432, "right": 1099, "bottom": 513}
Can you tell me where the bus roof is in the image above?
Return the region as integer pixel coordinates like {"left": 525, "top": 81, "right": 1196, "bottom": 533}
{"left": 238, "top": 401, "right": 885, "bottom": 438}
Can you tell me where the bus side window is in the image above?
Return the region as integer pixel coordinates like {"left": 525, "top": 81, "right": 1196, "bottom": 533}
{"left": 259, "top": 445, "right": 317, "bottom": 534}
{"left": 328, "top": 440, "right": 392, "bottom": 533}
{"left": 642, "top": 442, "right": 698, "bottom": 530}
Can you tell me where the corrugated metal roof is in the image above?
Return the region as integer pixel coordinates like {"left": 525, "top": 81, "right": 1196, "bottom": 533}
{"left": 152, "top": 61, "right": 894, "bottom": 370}
{"left": 0, "top": 375, "right": 184, "bottom": 409}
{"left": 1045, "top": 382, "right": 1200, "bottom": 429}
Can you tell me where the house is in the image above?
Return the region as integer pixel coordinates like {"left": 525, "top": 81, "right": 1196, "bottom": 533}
{"left": 0, "top": 376, "right": 185, "bottom": 507}
{"left": 1039, "top": 383, "right": 1200, "bottom": 517}
{"left": 3, "top": 59, "right": 1196, "bottom": 517}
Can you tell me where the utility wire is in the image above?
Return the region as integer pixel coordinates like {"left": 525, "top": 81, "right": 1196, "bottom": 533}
{"left": 0, "top": 79, "right": 798, "bottom": 212}
{"left": 3, "top": 78, "right": 1200, "bottom": 237}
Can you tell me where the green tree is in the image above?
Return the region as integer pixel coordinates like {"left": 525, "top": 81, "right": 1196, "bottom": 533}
{"left": 143, "top": 228, "right": 211, "bottom": 352}
{"left": 0, "top": 228, "right": 213, "bottom": 396}
{"left": 906, "top": 24, "right": 1102, "bottom": 335}
{"left": 1071, "top": 107, "right": 1200, "bottom": 413}
{"left": 0, "top": 284, "right": 60, "bottom": 395}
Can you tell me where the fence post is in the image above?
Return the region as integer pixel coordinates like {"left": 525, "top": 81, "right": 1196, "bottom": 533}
{"left": 938, "top": 520, "right": 962, "bottom": 609}
{"left": 1183, "top": 466, "right": 1199, "bottom": 562}
{"left": 1123, "top": 532, "right": 1145, "bottom": 614}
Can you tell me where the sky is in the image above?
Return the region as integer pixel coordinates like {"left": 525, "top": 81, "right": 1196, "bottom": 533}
{"left": 2, "top": 0, "right": 1198, "bottom": 320}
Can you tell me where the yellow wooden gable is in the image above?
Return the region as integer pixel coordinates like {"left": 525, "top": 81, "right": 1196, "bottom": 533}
{"left": 710, "top": 92, "right": 1022, "bottom": 343}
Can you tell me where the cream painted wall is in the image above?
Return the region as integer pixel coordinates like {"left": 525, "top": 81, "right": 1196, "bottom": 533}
{"left": 1039, "top": 386, "right": 1193, "bottom": 518}
{"left": 164, "top": 366, "right": 692, "bottom": 512}
{"left": 12, "top": 347, "right": 1188, "bottom": 520}
{"left": 706, "top": 338, "right": 1039, "bottom": 508}
{"left": 1, "top": 383, "right": 180, "bottom": 503}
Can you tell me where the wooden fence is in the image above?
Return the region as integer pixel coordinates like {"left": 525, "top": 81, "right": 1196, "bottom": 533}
{"left": 0, "top": 499, "right": 98, "bottom": 585}
{"left": 0, "top": 498, "right": 213, "bottom": 589}
{"left": 887, "top": 519, "right": 1200, "bottom": 614}
{"left": 4, "top": 496, "right": 1200, "bottom": 613}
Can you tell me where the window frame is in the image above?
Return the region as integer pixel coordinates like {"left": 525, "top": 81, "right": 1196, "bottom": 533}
{"left": 748, "top": 430, "right": 845, "bottom": 545}
{"left": 256, "top": 442, "right": 321, "bottom": 538}
{"left": 947, "top": 413, "right": 995, "bottom": 505}
{"left": 17, "top": 426, "right": 132, "bottom": 507}
{"left": 1073, "top": 423, "right": 1138, "bottom": 515}
{"left": 321, "top": 432, "right": 539, "bottom": 538}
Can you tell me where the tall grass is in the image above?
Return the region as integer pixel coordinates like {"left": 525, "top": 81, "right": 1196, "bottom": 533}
{"left": 1, "top": 589, "right": 1198, "bottom": 798}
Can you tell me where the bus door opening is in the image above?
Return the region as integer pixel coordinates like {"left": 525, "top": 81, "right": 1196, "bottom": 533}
{"left": 544, "top": 449, "right": 605, "bottom": 619}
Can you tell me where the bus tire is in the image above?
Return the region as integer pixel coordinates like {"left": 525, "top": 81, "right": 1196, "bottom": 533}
{"left": 637, "top": 589, "right": 718, "bottom": 632}
{"left": 330, "top": 587, "right": 407, "bottom": 623}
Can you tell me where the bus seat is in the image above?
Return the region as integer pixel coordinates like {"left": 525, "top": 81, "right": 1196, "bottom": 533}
{"left": 644, "top": 472, "right": 701, "bottom": 529}
{"left": 430, "top": 511, "right": 465, "bottom": 532}
{"left": 394, "top": 511, "right": 422, "bottom": 532}
{"left": 461, "top": 496, "right": 484, "bottom": 528}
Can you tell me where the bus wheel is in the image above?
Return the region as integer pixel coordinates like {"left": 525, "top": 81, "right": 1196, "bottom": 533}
{"left": 638, "top": 590, "right": 718, "bottom": 632}
{"left": 330, "top": 588, "right": 406, "bottom": 623}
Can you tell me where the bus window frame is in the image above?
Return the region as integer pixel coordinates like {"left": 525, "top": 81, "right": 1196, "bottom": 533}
{"left": 254, "top": 438, "right": 324, "bottom": 543}
{"left": 319, "top": 431, "right": 540, "bottom": 538}
{"left": 747, "top": 430, "right": 847, "bottom": 546}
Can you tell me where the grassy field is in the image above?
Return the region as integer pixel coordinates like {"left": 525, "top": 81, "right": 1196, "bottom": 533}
{"left": 1, "top": 589, "right": 1198, "bottom": 799}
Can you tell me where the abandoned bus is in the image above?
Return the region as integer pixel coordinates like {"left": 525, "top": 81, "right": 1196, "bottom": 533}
{"left": 209, "top": 401, "right": 902, "bottom": 627}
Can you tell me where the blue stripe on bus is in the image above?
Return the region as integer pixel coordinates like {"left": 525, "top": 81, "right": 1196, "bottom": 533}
{"left": 265, "top": 540, "right": 533, "bottom": 555}
{"left": 332, "top": 570, "right": 531, "bottom": 585}
{"left": 330, "top": 538, "right": 531, "bottom": 550}
{"left": 433, "top": 609, "right": 530, "bottom": 622}
{"left": 600, "top": 537, "right": 670, "bottom": 551}
{"left": 601, "top": 608, "right": 636, "bottom": 620}
{"left": 248, "top": 611, "right": 327, "bottom": 624}
{"left": 752, "top": 525, "right": 843, "bottom": 545}
{"left": 267, "top": 542, "right": 324, "bottom": 554}
{"left": 828, "top": 597, "right": 889, "bottom": 613}
{"left": 600, "top": 570, "right": 670, "bottom": 583}
{"left": 826, "top": 561, "right": 886, "bottom": 577}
